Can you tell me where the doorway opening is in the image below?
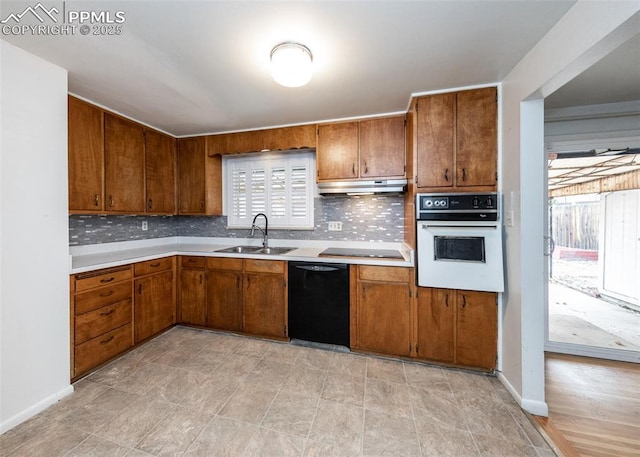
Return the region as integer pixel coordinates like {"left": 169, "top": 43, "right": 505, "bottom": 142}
{"left": 546, "top": 151, "right": 640, "bottom": 363}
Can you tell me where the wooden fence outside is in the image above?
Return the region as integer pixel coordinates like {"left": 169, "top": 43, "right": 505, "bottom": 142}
{"left": 550, "top": 201, "right": 599, "bottom": 250}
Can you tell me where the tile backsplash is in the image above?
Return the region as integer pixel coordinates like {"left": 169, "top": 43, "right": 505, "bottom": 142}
{"left": 69, "top": 195, "right": 405, "bottom": 246}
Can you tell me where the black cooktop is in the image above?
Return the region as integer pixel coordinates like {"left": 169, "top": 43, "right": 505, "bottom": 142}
{"left": 319, "top": 247, "right": 404, "bottom": 259}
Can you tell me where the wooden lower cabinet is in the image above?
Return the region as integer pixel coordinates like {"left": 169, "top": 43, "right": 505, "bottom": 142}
{"left": 71, "top": 266, "right": 134, "bottom": 378}
{"left": 244, "top": 272, "right": 286, "bottom": 338}
{"left": 207, "top": 258, "right": 243, "bottom": 331}
{"left": 178, "top": 256, "right": 286, "bottom": 339}
{"left": 455, "top": 290, "right": 497, "bottom": 369}
{"left": 416, "top": 287, "right": 455, "bottom": 363}
{"left": 134, "top": 260, "right": 175, "bottom": 344}
{"left": 179, "top": 267, "right": 207, "bottom": 326}
{"left": 416, "top": 287, "right": 497, "bottom": 370}
{"left": 352, "top": 265, "right": 412, "bottom": 357}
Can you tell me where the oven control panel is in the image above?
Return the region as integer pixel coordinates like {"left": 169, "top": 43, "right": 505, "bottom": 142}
{"left": 416, "top": 192, "right": 499, "bottom": 220}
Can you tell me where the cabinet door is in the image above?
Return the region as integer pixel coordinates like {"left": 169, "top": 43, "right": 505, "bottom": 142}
{"left": 316, "top": 122, "right": 359, "bottom": 181}
{"left": 207, "top": 270, "right": 243, "bottom": 331}
{"left": 456, "top": 87, "right": 497, "bottom": 187}
{"left": 134, "top": 270, "right": 175, "bottom": 343}
{"left": 356, "top": 282, "right": 411, "bottom": 357}
{"left": 243, "top": 273, "right": 286, "bottom": 338}
{"left": 104, "top": 114, "right": 145, "bottom": 212}
{"left": 68, "top": 96, "right": 104, "bottom": 211}
{"left": 177, "top": 137, "right": 205, "bottom": 214}
{"left": 179, "top": 269, "right": 206, "bottom": 325}
{"left": 416, "top": 288, "right": 454, "bottom": 363}
{"left": 263, "top": 125, "right": 316, "bottom": 151}
{"left": 456, "top": 291, "right": 497, "bottom": 369}
{"left": 359, "top": 116, "right": 405, "bottom": 179}
{"left": 415, "top": 93, "right": 454, "bottom": 188}
{"left": 145, "top": 130, "right": 176, "bottom": 214}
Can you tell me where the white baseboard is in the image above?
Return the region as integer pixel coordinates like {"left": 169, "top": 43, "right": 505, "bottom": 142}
{"left": 498, "top": 372, "right": 549, "bottom": 416}
{"left": 0, "top": 385, "right": 74, "bottom": 434}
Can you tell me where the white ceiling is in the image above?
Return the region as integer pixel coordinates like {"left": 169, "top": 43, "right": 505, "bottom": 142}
{"left": 546, "top": 34, "right": 640, "bottom": 109}
{"left": 1, "top": 0, "right": 608, "bottom": 137}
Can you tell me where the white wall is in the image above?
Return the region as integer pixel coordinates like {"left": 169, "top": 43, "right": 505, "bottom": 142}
{"left": 500, "top": 3, "right": 640, "bottom": 415}
{"left": 0, "top": 40, "right": 71, "bottom": 433}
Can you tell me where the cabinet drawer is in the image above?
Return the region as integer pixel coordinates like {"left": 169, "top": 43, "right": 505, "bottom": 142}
{"left": 75, "top": 323, "right": 132, "bottom": 375}
{"left": 75, "top": 267, "right": 132, "bottom": 293}
{"left": 358, "top": 265, "right": 411, "bottom": 283}
{"left": 245, "top": 259, "right": 285, "bottom": 274}
{"left": 181, "top": 256, "right": 206, "bottom": 269}
{"left": 75, "top": 282, "right": 132, "bottom": 315}
{"left": 207, "top": 257, "right": 243, "bottom": 271}
{"left": 134, "top": 257, "right": 172, "bottom": 276}
{"left": 75, "top": 300, "right": 132, "bottom": 344}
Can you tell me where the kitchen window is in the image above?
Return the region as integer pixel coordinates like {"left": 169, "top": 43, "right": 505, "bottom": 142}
{"left": 224, "top": 152, "right": 315, "bottom": 229}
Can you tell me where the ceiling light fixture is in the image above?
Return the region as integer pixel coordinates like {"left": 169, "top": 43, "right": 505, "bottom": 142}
{"left": 270, "top": 42, "right": 313, "bottom": 88}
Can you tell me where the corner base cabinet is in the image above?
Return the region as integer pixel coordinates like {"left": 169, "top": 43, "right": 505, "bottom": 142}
{"left": 177, "top": 256, "right": 287, "bottom": 340}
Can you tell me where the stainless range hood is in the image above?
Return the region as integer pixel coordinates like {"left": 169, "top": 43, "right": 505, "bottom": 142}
{"left": 318, "top": 179, "right": 407, "bottom": 195}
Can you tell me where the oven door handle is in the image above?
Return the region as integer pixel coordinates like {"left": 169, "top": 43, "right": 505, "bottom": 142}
{"left": 421, "top": 224, "right": 497, "bottom": 230}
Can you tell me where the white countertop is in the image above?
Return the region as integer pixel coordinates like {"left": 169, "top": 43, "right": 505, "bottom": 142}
{"left": 69, "top": 237, "right": 414, "bottom": 273}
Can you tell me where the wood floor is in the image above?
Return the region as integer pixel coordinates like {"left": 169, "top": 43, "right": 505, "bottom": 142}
{"left": 539, "top": 353, "right": 640, "bottom": 457}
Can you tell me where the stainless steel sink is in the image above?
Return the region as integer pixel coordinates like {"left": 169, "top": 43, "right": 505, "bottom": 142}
{"left": 215, "top": 245, "right": 295, "bottom": 255}
{"left": 215, "top": 245, "right": 262, "bottom": 254}
{"left": 254, "top": 247, "right": 295, "bottom": 255}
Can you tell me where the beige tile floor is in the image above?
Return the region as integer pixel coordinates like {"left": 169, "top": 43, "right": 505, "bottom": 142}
{"left": 1, "top": 327, "right": 555, "bottom": 457}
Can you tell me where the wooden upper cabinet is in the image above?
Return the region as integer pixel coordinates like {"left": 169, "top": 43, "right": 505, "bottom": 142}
{"left": 145, "top": 130, "right": 176, "bottom": 214}
{"left": 414, "top": 87, "right": 497, "bottom": 190}
{"left": 359, "top": 116, "right": 406, "bottom": 178}
{"left": 316, "top": 121, "right": 359, "bottom": 180}
{"left": 208, "top": 124, "right": 316, "bottom": 155}
{"left": 104, "top": 114, "right": 145, "bottom": 212}
{"left": 415, "top": 93, "right": 455, "bottom": 188}
{"left": 317, "top": 117, "right": 406, "bottom": 182}
{"left": 262, "top": 125, "right": 316, "bottom": 151}
{"left": 68, "top": 96, "right": 104, "bottom": 212}
{"left": 177, "top": 137, "right": 206, "bottom": 214}
{"left": 456, "top": 87, "right": 497, "bottom": 187}
{"left": 177, "top": 136, "right": 222, "bottom": 215}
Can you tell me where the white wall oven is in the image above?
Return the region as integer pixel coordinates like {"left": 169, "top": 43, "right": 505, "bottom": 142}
{"left": 416, "top": 193, "right": 504, "bottom": 292}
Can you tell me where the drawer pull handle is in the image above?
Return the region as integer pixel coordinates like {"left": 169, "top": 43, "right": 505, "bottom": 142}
{"left": 150, "top": 263, "right": 161, "bottom": 267}
{"left": 444, "top": 168, "right": 449, "bottom": 182}
{"left": 100, "top": 335, "right": 115, "bottom": 344}
{"left": 94, "top": 194, "right": 100, "bottom": 206}
{"left": 100, "top": 309, "right": 115, "bottom": 316}
{"left": 100, "top": 277, "right": 115, "bottom": 284}
{"left": 99, "top": 290, "right": 114, "bottom": 297}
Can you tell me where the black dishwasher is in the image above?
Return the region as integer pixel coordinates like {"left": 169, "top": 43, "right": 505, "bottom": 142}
{"left": 288, "top": 262, "right": 350, "bottom": 347}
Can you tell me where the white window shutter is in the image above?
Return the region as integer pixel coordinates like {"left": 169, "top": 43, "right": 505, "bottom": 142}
{"left": 225, "top": 152, "right": 314, "bottom": 229}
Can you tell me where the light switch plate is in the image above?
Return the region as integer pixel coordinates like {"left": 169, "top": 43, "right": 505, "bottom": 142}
{"left": 328, "top": 221, "right": 342, "bottom": 231}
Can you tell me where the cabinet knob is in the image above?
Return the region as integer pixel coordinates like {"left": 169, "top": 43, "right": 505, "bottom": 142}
{"left": 109, "top": 195, "right": 115, "bottom": 207}
{"left": 148, "top": 198, "right": 153, "bottom": 210}
{"left": 200, "top": 199, "right": 205, "bottom": 210}
{"left": 363, "top": 162, "right": 368, "bottom": 175}
{"left": 94, "top": 194, "right": 100, "bottom": 206}
{"left": 462, "top": 168, "right": 467, "bottom": 182}
{"left": 352, "top": 163, "right": 356, "bottom": 176}
{"left": 444, "top": 168, "right": 449, "bottom": 182}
